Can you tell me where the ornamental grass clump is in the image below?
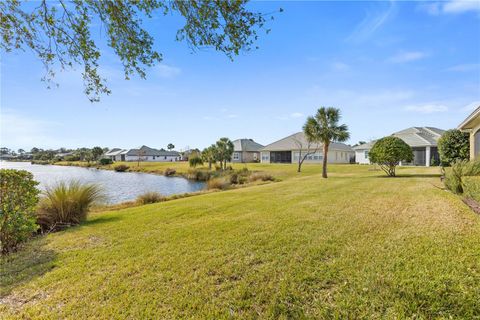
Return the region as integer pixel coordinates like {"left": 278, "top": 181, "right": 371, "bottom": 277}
{"left": 444, "top": 160, "right": 480, "bottom": 195}
{"left": 36, "top": 181, "right": 104, "bottom": 232}
{"left": 136, "top": 192, "right": 166, "bottom": 205}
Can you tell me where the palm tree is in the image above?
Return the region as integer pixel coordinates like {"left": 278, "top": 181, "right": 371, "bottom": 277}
{"left": 216, "top": 137, "right": 234, "bottom": 170}
{"left": 303, "top": 107, "right": 350, "bottom": 178}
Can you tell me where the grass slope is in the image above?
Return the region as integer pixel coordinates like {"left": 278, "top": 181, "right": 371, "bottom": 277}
{"left": 1, "top": 165, "right": 480, "bottom": 318}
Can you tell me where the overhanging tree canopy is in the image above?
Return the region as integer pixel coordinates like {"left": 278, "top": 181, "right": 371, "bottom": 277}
{"left": 1, "top": 0, "right": 278, "bottom": 101}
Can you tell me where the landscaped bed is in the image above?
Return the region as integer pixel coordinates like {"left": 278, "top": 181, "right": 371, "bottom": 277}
{"left": 1, "top": 164, "right": 479, "bottom": 318}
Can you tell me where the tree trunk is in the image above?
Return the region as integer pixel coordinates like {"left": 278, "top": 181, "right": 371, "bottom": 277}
{"left": 297, "top": 151, "right": 302, "bottom": 172}
{"left": 208, "top": 161, "right": 212, "bottom": 170}
{"left": 322, "top": 143, "right": 329, "bottom": 178}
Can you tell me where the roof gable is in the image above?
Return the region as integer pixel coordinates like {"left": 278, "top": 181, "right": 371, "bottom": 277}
{"left": 261, "top": 132, "right": 353, "bottom": 152}
{"left": 233, "top": 139, "right": 264, "bottom": 152}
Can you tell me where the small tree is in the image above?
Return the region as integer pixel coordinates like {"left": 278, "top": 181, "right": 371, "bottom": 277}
{"left": 216, "top": 138, "right": 234, "bottom": 170}
{"left": 293, "top": 136, "right": 318, "bottom": 173}
{"left": 0, "top": 169, "right": 40, "bottom": 254}
{"left": 91, "top": 146, "right": 104, "bottom": 161}
{"left": 202, "top": 145, "right": 217, "bottom": 170}
{"left": 189, "top": 154, "right": 204, "bottom": 168}
{"left": 167, "top": 143, "right": 175, "bottom": 151}
{"left": 369, "top": 136, "right": 414, "bottom": 177}
{"left": 438, "top": 129, "right": 470, "bottom": 166}
{"left": 304, "top": 107, "right": 350, "bottom": 178}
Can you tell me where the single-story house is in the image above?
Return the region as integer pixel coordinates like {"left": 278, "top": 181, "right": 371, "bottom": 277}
{"left": 458, "top": 105, "right": 480, "bottom": 160}
{"left": 260, "top": 132, "right": 354, "bottom": 164}
{"left": 353, "top": 141, "right": 376, "bottom": 164}
{"left": 353, "top": 127, "right": 445, "bottom": 166}
{"left": 232, "top": 138, "right": 264, "bottom": 163}
{"left": 125, "top": 145, "right": 181, "bottom": 162}
{"left": 104, "top": 148, "right": 128, "bottom": 162}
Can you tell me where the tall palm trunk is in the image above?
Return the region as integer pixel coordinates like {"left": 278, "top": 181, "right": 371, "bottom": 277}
{"left": 322, "top": 143, "right": 329, "bottom": 178}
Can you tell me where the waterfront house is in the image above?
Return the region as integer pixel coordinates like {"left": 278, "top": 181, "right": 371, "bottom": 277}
{"left": 458, "top": 106, "right": 480, "bottom": 160}
{"left": 125, "top": 145, "right": 181, "bottom": 162}
{"left": 104, "top": 148, "right": 128, "bottom": 162}
{"left": 232, "top": 138, "right": 264, "bottom": 163}
{"left": 260, "top": 132, "right": 354, "bottom": 164}
{"left": 353, "top": 127, "right": 445, "bottom": 166}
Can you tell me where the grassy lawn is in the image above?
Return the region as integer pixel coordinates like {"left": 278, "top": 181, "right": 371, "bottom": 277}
{"left": 1, "top": 164, "right": 479, "bottom": 318}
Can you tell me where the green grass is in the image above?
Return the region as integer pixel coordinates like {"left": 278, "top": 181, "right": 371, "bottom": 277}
{"left": 1, "top": 164, "right": 479, "bottom": 318}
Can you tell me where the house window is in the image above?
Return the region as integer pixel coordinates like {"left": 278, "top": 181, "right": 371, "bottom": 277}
{"left": 253, "top": 153, "right": 258, "bottom": 160}
{"left": 364, "top": 151, "right": 369, "bottom": 159}
{"left": 233, "top": 152, "right": 240, "bottom": 160}
{"left": 164, "top": 156, "right": 167, "bottom": 159}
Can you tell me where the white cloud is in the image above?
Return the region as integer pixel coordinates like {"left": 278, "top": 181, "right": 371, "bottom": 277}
{"left": 388, "top": 51, "right": 428, "bottom": 63}
{"left": 332, "top": 62, "right": 350, "bottom": 71}
{"left": 443, "top": 0, "right": 480, "bottom": 13}
{"left": 462, "top": 101, "right": 480, "bottom": 111}
{"left": 445, "top": 63, "right": 480, "bottom": 72}
{"left": 290, "top": 112, "right": 304, "bottom": 118}
{"left": 226, "top": 114, "right": 238, "bottom": 119}
{"left": 347, "top": 2, "right": 396, "bottom": 43}
{"left": 419, "top": 0, "right": 480, "bottom": 15}
{"left": 156, "top": 64, "right": 181, "bottom": 78}
{"left": 404, "top": 104, "right": 448, "bottom": 114}
{"left": 0, "top": 109, "right": 62, "bottom": 148}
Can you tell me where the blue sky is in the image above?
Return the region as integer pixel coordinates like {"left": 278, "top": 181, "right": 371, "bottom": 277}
{"left": 1, "top": 0, "right": 479, "bottom": 151}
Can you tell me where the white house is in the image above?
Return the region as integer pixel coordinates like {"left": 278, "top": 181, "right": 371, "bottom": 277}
{"left": 353, "top": 141, "right": 376, "bottom": 164}
{"left": 260, "top": 132, "right": 354, "bottom": 164}
{"left": 353, "top": 127, "right": 445, "bottom": 167}
{"left": 125, "top": 145, "right": 181, "bottom": 162}
{"left": 104, "top": 148, "right": 128, "bottom": 162}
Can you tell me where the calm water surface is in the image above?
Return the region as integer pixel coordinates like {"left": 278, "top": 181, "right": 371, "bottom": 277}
{"left": 1, "top": 161, "right": 205, "bottom": 204}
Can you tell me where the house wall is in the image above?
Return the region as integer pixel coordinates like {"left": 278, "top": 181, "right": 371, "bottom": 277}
{"left": 233, "top": 151, "right": 259, "bottom": 163}
{"left": 125, "top": 155, "right": 180, "bottom": 162}
{"left": 355, "top": 150, "right": 370, "bottom": 164}
{"left": 261, "top": 150, "right": 353, "bottom": 164}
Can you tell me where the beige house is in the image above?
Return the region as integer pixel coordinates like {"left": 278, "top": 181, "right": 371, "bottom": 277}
{"left": 232, "top": 139, "right": 264, "bottom": 163}
{"left": 458, "top": 106, "right": 480, "bottom": 160}
{"left": 260, "top": 132, "right": 354, "bottom": 164}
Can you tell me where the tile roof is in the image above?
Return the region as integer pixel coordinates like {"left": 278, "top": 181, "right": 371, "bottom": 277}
{"left": 261, "top": 132, "right": 353, "bottom": 152}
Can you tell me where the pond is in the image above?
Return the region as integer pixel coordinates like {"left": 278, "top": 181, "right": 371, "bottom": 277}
{"left": 0, "top": 161, "right": 205, "bottom": 204}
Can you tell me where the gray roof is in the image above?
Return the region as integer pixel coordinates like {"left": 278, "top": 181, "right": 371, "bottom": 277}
{"left": 353, "top": 127, "right": 445, "bottom": 151}
{"left": 105, "top": 148, "right": 128, "bottom": 156}
{"left": 352, "top": 140, "right": 377, "bottom": 151}
{"left": 232, "top": 139, "right": 264, "bottom": 152}
{"left": 126, "top": 145, "right": 180, "bottom": 157}
{"left": 393, "top": 127, "right": 445, "bottom": 147}
{"left": 261, "top": 132, "right": 354, "bottom": 152}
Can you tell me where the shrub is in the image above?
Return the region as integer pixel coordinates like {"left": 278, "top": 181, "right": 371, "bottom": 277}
{"left": 136, "top": 192, "right": 166, "bottom": 205}
{"left": 36, "top": 181, "right": 104, "bottom": 231}
{"left": 64, "top": 155, "right": 80, "bottom": 161}
{"left": 164, "top": 168, "right": 176, "bottom": 177}
{"left": 114, "top": 164, "right": 129, "bottom": 172}
{"left": 369, "top": 136, "right": 414, "bottom": 177}
{"left": 189, "top": 156, "right": 203, "bottom": 168}
{"left": 99, "top": 158, "right": 113, "bottom": 165}
{"left": 249, "top": 172, "right": 275, "bottom": 182}
{"left": 187, "top": 169, "right": 211, "bottom": 181}
{"left": 0, "top": 169, "right": 40, "bottom": 254}
{"left": 207, "top": 177, "right": 231, "bottom": 190}
{"left": 438, "top": 129, "right": 470, "bottom": 166}
{"left": 444, "top": 160, "right": 480, "bottom": 194}
{"left": 464, "top": 177, "right": 480, "bottom": 202}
